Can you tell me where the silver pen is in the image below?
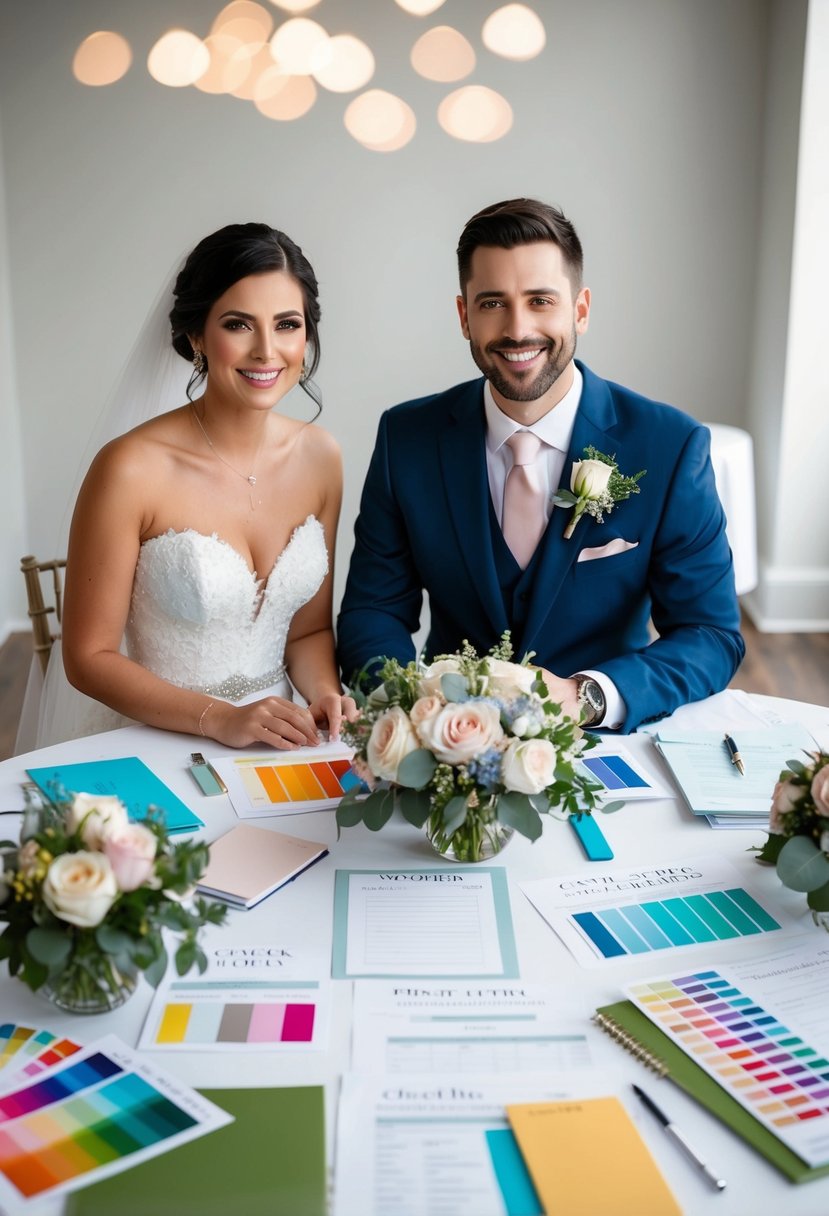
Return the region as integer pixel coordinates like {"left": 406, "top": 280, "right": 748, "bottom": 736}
{"left": 633, "top": 1084, "right": 726, "bottom": 1191}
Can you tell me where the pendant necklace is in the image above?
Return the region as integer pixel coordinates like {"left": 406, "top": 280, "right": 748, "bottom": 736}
{"left": 191, "top": 404, "right": 264, "bottom": 511}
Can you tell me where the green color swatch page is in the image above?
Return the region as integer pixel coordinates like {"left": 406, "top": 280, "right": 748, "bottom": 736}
{"left": 65, "top": 1086, "right": 326, "bottom": 1216}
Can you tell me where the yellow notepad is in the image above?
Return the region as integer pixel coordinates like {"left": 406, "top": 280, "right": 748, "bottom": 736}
{"left": 507, "top": 1096, "right": 681, "bottom": 1216}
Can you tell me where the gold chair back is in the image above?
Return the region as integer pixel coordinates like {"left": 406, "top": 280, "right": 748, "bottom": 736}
{"left": 20, "top": 555, "right": 66, "bottom": 675}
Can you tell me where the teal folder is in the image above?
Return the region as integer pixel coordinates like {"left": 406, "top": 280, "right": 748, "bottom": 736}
{"left": 65, "top": 1086, "right": 326, "bottom": 1216}
{"left": 27, "top": 756, "right": 203, "bottom": 834}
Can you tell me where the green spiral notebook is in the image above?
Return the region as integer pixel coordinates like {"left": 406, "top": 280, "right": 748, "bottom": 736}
{"left": 64, "top": 1086, "right": 326, "bottom": 1215}
{"left": 594, "top": 1000, "right": 829, "bottom": 1185}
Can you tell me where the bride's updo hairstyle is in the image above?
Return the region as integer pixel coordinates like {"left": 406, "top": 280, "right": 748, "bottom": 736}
{"left": 169, "top": 222, "right": 322, "bottom": 406}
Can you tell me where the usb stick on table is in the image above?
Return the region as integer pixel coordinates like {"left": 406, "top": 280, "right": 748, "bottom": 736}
{"left": 189, "top": 752, "right": 227, "bottom": 796}
{"left": 569, "top": 812, "right": 613, "bottom": 860}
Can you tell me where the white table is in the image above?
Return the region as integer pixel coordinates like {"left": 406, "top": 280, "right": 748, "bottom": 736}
{"left": 2, "top": 693, "right": 828, "bottom": 1216}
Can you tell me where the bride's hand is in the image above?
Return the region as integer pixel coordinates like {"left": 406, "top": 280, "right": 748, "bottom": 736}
{"left": 308, "top": 693, "right": 359, "bottom": 743}
{"left": 209, "top": 697, "right": 321, "bottom": 750}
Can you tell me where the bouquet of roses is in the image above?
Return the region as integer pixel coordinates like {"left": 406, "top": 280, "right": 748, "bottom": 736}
{"left": 757, "top": 750, "right": 829, "bottom": 919}
{"left": 337, "top": 637, "right": 610, "bottom": 863}
{"left": 0, "top": 788, "right": 226, "bottom": 1012}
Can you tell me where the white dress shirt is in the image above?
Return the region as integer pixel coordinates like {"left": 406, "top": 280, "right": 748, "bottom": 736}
{"left": 483, "top": 368, "right": 627, "bottom": 730}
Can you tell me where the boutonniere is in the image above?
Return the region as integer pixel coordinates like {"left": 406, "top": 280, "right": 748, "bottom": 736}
{"left": 552, "top": 446, "right": 646, "bottom": 540}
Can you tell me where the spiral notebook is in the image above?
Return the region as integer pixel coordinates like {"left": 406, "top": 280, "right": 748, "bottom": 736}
{"left": 594, "top": 1000, "right": 829, "bottom": 1184}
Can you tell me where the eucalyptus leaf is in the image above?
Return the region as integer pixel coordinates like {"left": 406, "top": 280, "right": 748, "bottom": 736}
{"left": 396, "top": 749, "right": 438, "bottom": 790}
{"left": 441, "top": 673, "right": 469, "bottom": 703}
{"left": 499, "top": 792, "right": 543, "bottom": 842}
{"left": 598, "top": 800, "right": 626, "bottom": 815}
{"left": 529, "top": 793, "right": 550, "bottom": 814}
{"left": 785, "top": 760, "right": 806, "bottom": 776}
{"left": 95, "top": 925, "right": 135, "bottom": 956}
{"left": 777, "top": 835, "right": 829, "bottom": 892}
{"left": 442, "top": 796, "right": 469, "bottom": 837}
{"left": 336, "top": 799, "right": 366, "bottom": 830}
{"left": 26, "top": 927, "right": 72, "bottom": 967}
{"left": 756, "top": 833, "right": 787, "bottom": 865}
{"left": 807, "top": 881, "right": 829, "bottom": 913}
{"left": 362, "top": 788, "right": 396, "bottom": 832}
{"left": 552, "top": 489, "right": 578, "bottom": 506}
{"left": 398, "top": 788, "right": 431, "bottom": 828}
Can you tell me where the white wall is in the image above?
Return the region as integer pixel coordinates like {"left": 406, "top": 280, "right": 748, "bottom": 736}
{"left": 0, "top": 0, "right": 816, "bottom": 631}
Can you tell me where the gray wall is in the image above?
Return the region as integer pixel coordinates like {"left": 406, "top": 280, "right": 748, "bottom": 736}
{"left": 0, "top": 0, "right": 809, "bottom": 633}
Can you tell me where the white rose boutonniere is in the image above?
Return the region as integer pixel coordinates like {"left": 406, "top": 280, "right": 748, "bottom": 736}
{"left": 553, "top": 446, "right": 646, "bottom": 540}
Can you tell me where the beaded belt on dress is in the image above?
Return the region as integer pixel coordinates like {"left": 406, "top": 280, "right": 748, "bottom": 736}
{"left": 194, "top": 665, "right": 287, "bottom": 703}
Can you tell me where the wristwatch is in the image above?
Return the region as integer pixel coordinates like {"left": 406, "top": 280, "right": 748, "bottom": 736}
{"left": 574, "top": 675, "right": 606, "bottom": 727}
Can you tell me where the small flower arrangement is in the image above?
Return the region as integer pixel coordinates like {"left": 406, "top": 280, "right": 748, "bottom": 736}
{"left": 757, "top": 751, "right": 829, "bottom": 919}
{"left": 337, "top": 636, "right": 613, "bottom": 863}
{"left": 0, "top": 789, "right": 227, "bottom": 1012}
{"left": 553, "top": 446, "right": 646, "bottom": 539}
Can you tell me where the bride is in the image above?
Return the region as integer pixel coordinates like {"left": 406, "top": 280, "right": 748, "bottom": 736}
{"left": 50, "top": 222, "right": 356, "bottom": 749}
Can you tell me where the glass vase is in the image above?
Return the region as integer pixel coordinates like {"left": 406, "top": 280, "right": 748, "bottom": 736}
{"left": 426, "top": 803, "right": 514, "bottom": 864}
{"left": 40, "top": 951, "right": 138, "bottom": 1015}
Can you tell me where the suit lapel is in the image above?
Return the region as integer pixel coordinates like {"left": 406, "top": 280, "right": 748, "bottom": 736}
{"left": 523, "top": 364, "right": 620, "bottom": 652}
{"left": 438, "top": 381, "right": 509, "bottom": 638}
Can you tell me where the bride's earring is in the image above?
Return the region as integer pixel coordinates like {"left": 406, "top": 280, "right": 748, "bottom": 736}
{"left": 193, "top": 349, "right": 206, "bottom": 375}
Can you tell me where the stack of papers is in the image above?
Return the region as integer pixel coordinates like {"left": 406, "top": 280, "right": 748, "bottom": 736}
{"left": 654, "top": 724, "right": 816, "bottom": 828}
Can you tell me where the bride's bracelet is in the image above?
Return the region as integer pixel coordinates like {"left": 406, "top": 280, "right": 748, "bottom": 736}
{"left": 198, "top": 701, "right": 215, "bottom": 737}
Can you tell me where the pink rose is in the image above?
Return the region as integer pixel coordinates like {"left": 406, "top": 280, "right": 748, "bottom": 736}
{"left": 103, "top": 823, "right": 158, "bottom": 891}
{"left": 769, "top": 777, "right": 800, "bottom": 833}
{"left": 811, "top": 763, "right": 829, "bottom": 816}
{"left": 367, "top": 707, "right": 420, "bottom": 782}
{"left": 410, "top": 696, "right": 444, "bottom": 735}
{"left": 416, "top": 702, "right": 503, "bottom": 765}
{"left": 502, "top": 738, "right": 556, "bottom": 795}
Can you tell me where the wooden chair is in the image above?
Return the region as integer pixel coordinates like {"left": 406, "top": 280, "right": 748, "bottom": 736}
{"left": 20, "top": 555, "right": 66, "bottom": 675}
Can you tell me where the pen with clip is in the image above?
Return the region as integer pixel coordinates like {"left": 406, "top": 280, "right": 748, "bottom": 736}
{"left": 723, "top": 732, "right": 745, "bottom": 776}
{"left": 633, "top": 1084, "right": 726, "bottom": 1191}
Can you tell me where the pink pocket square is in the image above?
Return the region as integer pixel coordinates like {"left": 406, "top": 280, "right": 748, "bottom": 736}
{"left": 577, "top": 538, "right": 639, "bottom": 563}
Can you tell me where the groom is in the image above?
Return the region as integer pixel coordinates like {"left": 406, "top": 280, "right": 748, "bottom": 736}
{"left": 337, "top": 198, "right": 744, "bottom": 732}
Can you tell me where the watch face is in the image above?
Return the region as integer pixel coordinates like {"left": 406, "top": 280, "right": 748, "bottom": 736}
{"left": 578, "top": 678, "right": 605, "bottom": 724}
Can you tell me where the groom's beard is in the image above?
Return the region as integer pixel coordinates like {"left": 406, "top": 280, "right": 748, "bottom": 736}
{"left": 469, "top": 325, "right": 578, "bottom": 402}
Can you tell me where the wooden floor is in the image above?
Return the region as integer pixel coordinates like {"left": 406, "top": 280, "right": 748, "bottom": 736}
{"left": 2, "top": 617, "right": 828, "bottom": 761}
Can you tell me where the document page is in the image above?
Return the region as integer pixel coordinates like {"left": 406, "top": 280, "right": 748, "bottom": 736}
{"left": 333, "top": 870, "right": 519, "bottom": 979}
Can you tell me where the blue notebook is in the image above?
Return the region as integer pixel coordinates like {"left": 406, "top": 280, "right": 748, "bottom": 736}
{"left": 27, "top": 756, "right": 203, "bottom": 834}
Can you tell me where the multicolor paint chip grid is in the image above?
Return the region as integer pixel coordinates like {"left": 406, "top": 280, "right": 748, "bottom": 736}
{"left": 0, "top": 1024, "right": 81, "bottom": 1079}
{"left": 0, "top": 1050, "right": 199, "bottom": 1199}
{"left": 571, "top": 888, "right": 781, "bottom": 960}
{"left": 629, "top": 970, "right": 829, "bottom": 1167}
{"left": 236, "top": 757, "right": 356, "bottom": 808}
{"left": 153, "top": 999, "right": 315, "bottom": 1045}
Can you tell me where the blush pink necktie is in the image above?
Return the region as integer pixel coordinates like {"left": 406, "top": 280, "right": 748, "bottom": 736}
{"left": 503, "top": 431, "right": 546, "bottom": 568}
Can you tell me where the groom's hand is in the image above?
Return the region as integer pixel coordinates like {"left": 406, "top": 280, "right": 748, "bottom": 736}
{"left": 534, "top": 669, "right": 580, "bottom": 721}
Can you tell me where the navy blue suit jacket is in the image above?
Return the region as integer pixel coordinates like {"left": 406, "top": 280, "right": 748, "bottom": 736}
{"left": 337, "top": 362, "right": 744, "bottom": 731}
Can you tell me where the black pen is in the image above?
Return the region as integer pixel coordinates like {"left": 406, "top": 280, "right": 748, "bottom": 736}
{"left": 723, "top": 733, "right": 745, "bottom": 776}
{"left": 633, "top": 1085, "right": 726, "bottom": 1191}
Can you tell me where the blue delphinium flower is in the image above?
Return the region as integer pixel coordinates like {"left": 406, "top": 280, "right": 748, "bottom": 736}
{"left": 467, "top": 748, "right": 503, "bottom": 792}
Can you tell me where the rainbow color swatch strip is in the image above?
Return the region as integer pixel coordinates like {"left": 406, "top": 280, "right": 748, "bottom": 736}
{"left": 571, "top": 887, "right": 781, "bottom": 960}
{"left": 154, "top": 999, "right": 315, "bottom": 1045}
{"left": 238, "top": 757, "right": 355, "bottom": 807}
{"left": 0, "top": 1050, "right": 199, "bottom": 1199}
{"left": 0, "top": 1024, "right": 81, "bottom": 1079}
{"left": 629, "top": 969, "right": 829, "bottom": 1166}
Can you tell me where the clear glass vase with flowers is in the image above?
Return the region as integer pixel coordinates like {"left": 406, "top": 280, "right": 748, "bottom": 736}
{"left": 757, "top": 750, "right": 829, "bottom": 928}
{"left": 0, "top": 789, "right": 227, "bottom": 1013}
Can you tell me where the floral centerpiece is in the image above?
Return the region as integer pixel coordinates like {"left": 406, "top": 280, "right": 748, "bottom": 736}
{"left": 0, "top": 789, "right": 227, "bottom": 1013}
{"left": 337, "top": 637, "right": 613, "bottom": 863}
{"left": 758, "top": 751, "right": 829, "bottom": 924}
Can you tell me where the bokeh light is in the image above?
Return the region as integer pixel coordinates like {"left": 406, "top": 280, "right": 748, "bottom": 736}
{"left": 148, "top": 31, "right": 210, "bottom": 88}
{"left": 194, "top": 34, "right": 252, "bottom": 94}
{"left": 73, "top": 31, "right": 132, "bottom": 87}
{"left": 344, "top": 89, "right": 416, "bottom": 152}
{"left": 212, "top": 1, "right": 274, "bottom": 40}
{"left": 438, "top": 85, "right": 512, "bottom": 142}
{"left": 311, "top": 34, "right": 374, "bottom": 93}
{"left": 254, "top": 68, "right": 316, "bottom": 119}
{"left": 395, "top": 0, "right": 447, "bottom": 15}
{"left": 229, "top": 44, "right": 276, "bottom": 99}
{"left": 410, "top": 26, "right": 475, "bottom": 82}
{"left": 270, "top": 18, "right": 330, "bottom": 75}
{"left": 270, "top": 0, "right": 321, "bottom": 11}
{"left": 482, "top": 4, "right": 546, "bottom": 61}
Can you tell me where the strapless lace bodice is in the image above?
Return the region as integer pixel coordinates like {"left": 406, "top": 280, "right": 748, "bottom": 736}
{"left": 126, "top": 516, "right": 327, "bottom": 700}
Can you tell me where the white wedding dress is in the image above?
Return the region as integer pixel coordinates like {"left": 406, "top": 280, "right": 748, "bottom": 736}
{"left": 23, "top": 516, "right": 327, "bottom": 750}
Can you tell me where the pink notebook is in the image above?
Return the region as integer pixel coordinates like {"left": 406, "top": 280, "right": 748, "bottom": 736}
{"left": 197, "top": 824, "right": 328, "bottom": 909}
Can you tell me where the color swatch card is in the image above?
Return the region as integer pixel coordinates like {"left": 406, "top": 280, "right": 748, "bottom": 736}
{"left": 139, "top": 943, "right": 330, "bottom": 1052}
{"left": 210, "top": 741, "right": 361, "bottom": 817}
{"left": 0, "top": 1035, "right": 232, "bottom": 1211}
{"left": 332, "top": 869, "right": 519, "bottom": 979}
{"left": 507, "top": 1096, "right": 680, "bottom": 1216}
{"left": 0, "top": 1024, "right": 81, "bottom": 1085}
{"left": 521, "top": 855, "right": 797, "bottom": 968}
{"left": 351, "top": 981, "right": 592, "bottom": 1075}
{"left": 576, "top": 744, "right": 670, "bottom": 802}
{"left": 26, "top": 756, "right": 203, "bottom": 834}
{"left": 196, "top": 822, "right": 328, "bottom": 908}
{"left": 627, "top": 955, "right": 829, "bottom": 1168}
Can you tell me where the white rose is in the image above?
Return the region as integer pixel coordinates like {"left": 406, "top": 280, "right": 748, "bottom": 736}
{"left": 42, "top": 851, "right": 118, "bottom": 928}
{"left": 418, "top": 658, "right": 463, "bottom": 698}
{"left": 367, "top": 707, "right": 421, "bottom": 782}
{"left": 66, "top": 793, "right": 129, "bottom": 850}
{"left": 482, "top": 659, "right": 536, "bottom": 698}
{"left": 502, "top": 738, "right": 557, "bottom": 795}
{"left": 571, "top": 458, "right": 612, "bottom": 499}
{"left": 416, "top": 702, "right": 503, "bottom": 765}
